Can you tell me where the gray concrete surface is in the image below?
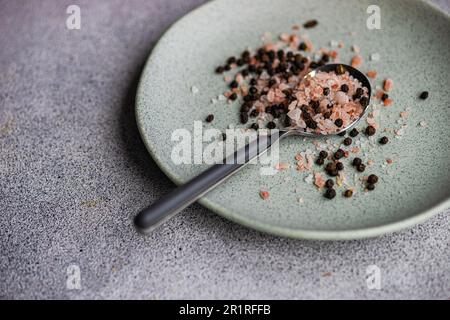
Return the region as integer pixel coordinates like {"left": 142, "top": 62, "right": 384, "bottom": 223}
{"left": 0, "top": 0, "right": 449, "bottom": 300}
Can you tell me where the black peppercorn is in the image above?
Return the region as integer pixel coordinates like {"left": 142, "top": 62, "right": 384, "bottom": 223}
{"left": 250, "top": 123, "right": 259, "bottom": 130}
{"left": 240, "top": 113, "right": 248, "bottom": 124}
{"left": 343, "top": 137, "right": 352, "bottom": 146}
{"left": 205, "top": 114, "right": 214, "bottom": 123}
{"left": 222, "top": 133, "right": 227, "bottom": 141}
{"left": 340, "top": 84, "right": 349, "bottom": 93}
{"left": 335, "top": 118, "right": 343, "bottom": 127}
{"left": 381, "top": 93, "right": 389, "bottom": 101}
{"left": 324, "top": 188, "right": 336, "bottom": 199}
{"left": 349, "top": 128, "right": 359, "bottom": 137}
{"left": 298, "top": 42, "right": 307, "bottom": 51}
{"left": 323, "top": 87, "right": 330, "bottom": 96}
{"left": 419, "top": 91, "right": 429, "bottom": 100}
{"left": 284, "top": 116, "right": 292, "bottom": 127}
{"left": 319, "top": 151, "right": 328, "bottom": 159}
{"left": 227, "top": 56, "right": 236, "bottom": 64}
{"left": 267, "top": 121, "right": 276, "bottom": 129}
{"left": 334, "top": 149, "right": 345, "bottom": 159}
{"left": 336, "top": 162, "right": 344, "bottom": 171}
{"left": 357, "top": 163, "right": 366, "bottom": 172}
{"left": 303, "top": 19, "right": 318, "bottom": 28}
{"left": 325, "top": 179, "right": 334, "bottom": 189}
{"left": 367, "top": 174, "right": 378, "bottom": 184}
{"left": 325, "top": 162, "right": 336, "bottom": 172}
{"left": 366, "top": 183, "right": 375, "bottom": 191}
{"left": 352, "top": 157, "right": 362, "bottom": 166}
{"left": 365, "top": 125, "right": 376, "bottom": 136}
{"left": 316, "top": 157, "right": 325, "bottom": 166}
{"left": 338, "top": 131, "right": 346, "bottom": 136}
{"left": 306, "top": 119, "right": 318, "bottom": 129}
{"left": 229, "top": 93, "right": 238, "bottom": 101}
{"left": 229, "top": 80, "right": 238, "bottom": 89}
{"left": 249, "top": 86, "right": 258, "bottom": 94}
{"left": 215, "top": 66, "right": 224, "bottom": 74}
{"left": 360, "top": 96, "right": 369, "bottom": 107}
{"left": 379, "top": 136, "right": 389, "bottom": 145}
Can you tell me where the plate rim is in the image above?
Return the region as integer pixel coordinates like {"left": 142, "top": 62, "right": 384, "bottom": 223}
{"left": 135, "top": 0, "right": 450, "bottom": 240}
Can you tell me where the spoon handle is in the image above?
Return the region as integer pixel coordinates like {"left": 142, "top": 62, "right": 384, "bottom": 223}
{"left": 134, "top": 130, "right": 290, "bottom": 233}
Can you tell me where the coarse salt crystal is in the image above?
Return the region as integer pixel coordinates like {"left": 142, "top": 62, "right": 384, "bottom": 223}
{"left": 370, "top": 53, "right": 380, "bottom": 61}
{"left": 191, "top": 86, "right": 199, "bottom": 94}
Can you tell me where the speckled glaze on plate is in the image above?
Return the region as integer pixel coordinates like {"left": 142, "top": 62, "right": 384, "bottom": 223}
{"left": 136, "top": 0, "right": 450, "bottom": 240}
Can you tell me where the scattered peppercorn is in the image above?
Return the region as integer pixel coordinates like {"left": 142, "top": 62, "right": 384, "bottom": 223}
{"left": 250, "top": 109, "right": 259, "bottom": 117}
{"left": 357, "top": 163, "right": 366, "bottom": 172}
{"left": 365, "top": 125, "right": 376, "bottom": 136}
{"left": 316, "top": 157, "right": 325, "bottom": 166}
{"left": 381, "top": 93, "right": 389, "bottom": 101}
{"left": 303, "top": 19, "right": 318, "bottom": 28}
{"left": 249, "top": 78, "right": 257, "bottom": 86}
{"left": 325, "top": 179, "right": 334, "bottom": 189}
{"left": 227, "top": 56, "right": 236, "bottom": 64}
{"left": 340, "top": 84, "right": 349, "bottom": 93}
{"left": 221, "top": 133, "right": 227, "bottom": 141}
{"left": 379, "top": 136, "right": 389, "bottom": 145}
{"left": 344, "top": 189, "right": 353, "bottom": 198}
{"left": 419, "top": 91, "right": 429, "bottom": 100}
{"left": 366, "top": 183, "right": 375, "bottom": 191}
{"left": 249, "top": 86, "right": 258, "bottom": 94}
{"left": 367, "top": 174, "right": 378, "bottom": 184}
{"left": 352, "top": 158, "right": 362, "bottom": 166}
{"left": 215, "top": 66, "right": 224, "bottom": 74}
{"left": 267, "top": 121, "right": 276, "bottom": 129}
{"left": 229, "top": 93, "right": 238, "bottom": 100}
{"left": 240, "top": 113, "right": 248, "bottom": 124}
{"left": 224, "top": 64, "right": 231, "bottom": 71}
{"left": 349, "top": 128, "right": 359, "bottom": 137}
{"left": 343, "top": 137, "right": 352, "bottom": 146}
{"left": 336, "top": 162, "right": 344, "bottom": 171}
{"left": 298, "top": 42, "right": 307, "bottom": 51}
{"left": 319, "top": 151, "right": 328, "bottom": 159}
{"left": 334, "top": 149, "right": 345, "bottom": 160}
{"left": 251, "top": 123, "right": 259, "bottom": 130}
{"left": 229, "top": 80, "right": 238, "bottom": 89}
{"left": 205, "top": 114, "right": 214, "bottom": 123}
{"left": 324, "top": 188, "right": 336, "bottom": 199}
{"left": 338, "top": 131, "right": 346, "bottom": 136}
{"left": 323, "top": 87, "right": 330, "bottom": 96}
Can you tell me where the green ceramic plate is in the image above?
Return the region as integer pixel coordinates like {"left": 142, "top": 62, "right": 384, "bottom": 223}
{"left": 136, "top": 0, "right": 450, "bottom": 240}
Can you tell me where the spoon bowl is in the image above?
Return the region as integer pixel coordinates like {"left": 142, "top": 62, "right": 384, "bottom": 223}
{"left": 284, "top": 63, "right": 372, "bottom": 138}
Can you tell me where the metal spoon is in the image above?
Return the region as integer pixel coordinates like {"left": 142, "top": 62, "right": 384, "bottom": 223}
{"left": 134, "top": 64, "right": 371, "bottom": 233}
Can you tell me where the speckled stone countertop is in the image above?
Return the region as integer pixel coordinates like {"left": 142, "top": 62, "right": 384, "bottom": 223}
{"left": 0, "top": 0, "right": 449, "bottom": 299}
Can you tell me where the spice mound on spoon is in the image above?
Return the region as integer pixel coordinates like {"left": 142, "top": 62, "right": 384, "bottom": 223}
{"left": 285, "top": 64, "right": 370, "bottom": 135}
{"left": 134, "top": 64, "right": 371, "bottom": 233}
